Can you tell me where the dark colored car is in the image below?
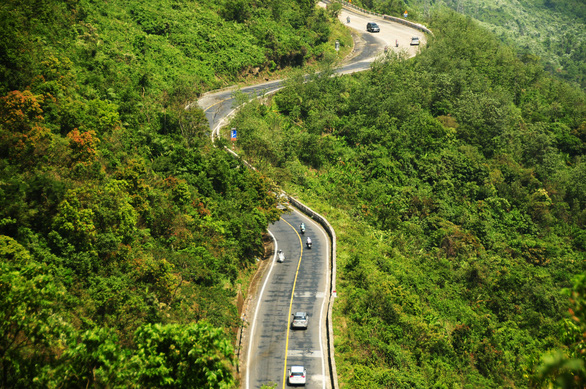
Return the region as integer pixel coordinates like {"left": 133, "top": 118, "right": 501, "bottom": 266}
{"left": 366, "top": 22, "right": 380, "bottom": 33}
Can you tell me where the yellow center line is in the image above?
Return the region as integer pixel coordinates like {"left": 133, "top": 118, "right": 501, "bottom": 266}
{"left": 281, "top": 217, "right": 303, "bottom": 389}
{"left": 202, "top": 96, "right": 230, "bottom": 113}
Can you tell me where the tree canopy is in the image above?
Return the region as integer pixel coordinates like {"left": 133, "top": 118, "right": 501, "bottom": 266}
{"left": 0, "top": 0, "right": 344, "bottom": 385}
{"left": 230, "top": 9, "right": 586, "bottom": 388}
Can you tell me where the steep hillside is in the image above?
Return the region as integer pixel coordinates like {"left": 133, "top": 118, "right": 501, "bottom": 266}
{"left": 436, "top": 0, "right": 586, "bottom": 89}
{"left": 229, "top": 10, "right": 586, "bottom": 388}
{"left": 349, "top": 0, "right": 586, "bottom": 89}
{"left": 0, "top": 0, "right": 344, "bottom": 386}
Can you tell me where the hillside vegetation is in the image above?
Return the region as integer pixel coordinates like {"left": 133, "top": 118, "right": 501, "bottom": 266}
{"left": 438, "top": 0, "right": 586, "bottom": 90}
{"left": 0, "top": 0, "right": 345, "bottom": 387}
{"left": 230, "top": 10, "right": 586, "bottom": 388}
{"left": 349, "top": 0, "right": 586, "bottom": 89}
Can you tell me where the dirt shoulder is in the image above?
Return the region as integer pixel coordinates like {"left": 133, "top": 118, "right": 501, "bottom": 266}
{"left": 235, "top": 233, "right": 275, "bottom": 386}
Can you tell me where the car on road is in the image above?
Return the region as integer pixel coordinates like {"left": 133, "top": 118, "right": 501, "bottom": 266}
{"left": 288, "top": 365, "right": 307, "bottom": 385}
{"left": 366, "top": 22, "right": 380, "bottom": 33}
{"left": 410, "top": 36, "right": 420, "bottom": 46}
{"left": 291, "top": 312, "right": 308, "bottom": 329}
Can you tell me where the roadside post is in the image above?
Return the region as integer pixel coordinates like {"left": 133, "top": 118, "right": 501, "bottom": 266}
{"left": 335, "top": 40, "right": 340, "bottom": 52}
{"left": 231, "top": 128, "right": 237, "bottom": 149}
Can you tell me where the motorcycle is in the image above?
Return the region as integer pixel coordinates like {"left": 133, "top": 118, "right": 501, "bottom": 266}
{"left": 277, "top": 249, "right": 285, "bottom": 263}
{"left": 347, "top": 16, "right": 350, "bottom": 24}
{"left": 306, "top": 237, "right": 312, "bottom": 249}
{"left": 300, "top": 223, "right": 306, "bottom": 234}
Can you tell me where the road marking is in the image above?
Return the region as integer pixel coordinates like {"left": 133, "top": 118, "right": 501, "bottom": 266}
{"left": 294, "top": 291, "right": 325, "bottom": 298}
{"left": 281, "top": 218, "right": 303, "bottom": 389}
{"left": 246, "top": 229, "right": 279, "bottom": 389}
{"left": 202, "top": 96, "right": 230, "bottom": 113}
{"left": 288, "top": 349, "right": 323, "bottom": 358}
{"left": 295, "top": 210, "right": 331, "bottom": 389}
{"left": 290, "top": 208, "right": 330, "bottom": 389}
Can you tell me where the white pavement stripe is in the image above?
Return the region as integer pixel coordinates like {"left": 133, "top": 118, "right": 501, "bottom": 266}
{"left": 246, "top": 230, "right": 279, "bottom": 389}
{"left": 293, "top": 291, "right": 325, "bottom": 298}
{"left": 288, "top": 349, "right": 323, "bottom": 358}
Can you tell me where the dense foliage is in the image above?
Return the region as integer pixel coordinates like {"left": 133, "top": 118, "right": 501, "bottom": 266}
{"left": 443, "top": 0, "right": 586, "bottom": 90}
{"left": 230, "top": 10, "right": 586, "bottom": 388}
{"left": 0, "top": 0, "right": 348, "bottom": 386}
{"left": 375, "top": 0, "right": 586, "bottom": 90}
{"left": 346, "top": 0, "right": 410, "bottom": 17}
{"left": 0, "top": 0, "right": 343, "bottom": 98}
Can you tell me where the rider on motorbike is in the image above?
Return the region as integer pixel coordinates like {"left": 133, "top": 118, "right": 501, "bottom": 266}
{"left": 300, "top": 223, "right": 306, "bottom": 234}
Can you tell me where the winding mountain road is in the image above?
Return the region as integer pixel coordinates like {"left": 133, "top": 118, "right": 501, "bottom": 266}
{"left": 246, "top": 210, "right": 330, "bottom": 388}
{"left": 198, "top": 3, "right": 425, "bottom": 137}
{"left": 196, "top": 4, "right": 428, "bottom": 388}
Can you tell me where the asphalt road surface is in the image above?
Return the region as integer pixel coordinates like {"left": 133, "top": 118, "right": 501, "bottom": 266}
{"left": 336, "top": 5, "right": 426, "bottom": 59}
{"left": 246, "top": 209, "right": 331, "bottom": 389}
{"left": 196, "top": 4, "right": 429, "bottom": 388}
{"left": 197, "top": 2, "right": 427, "bottom": 137}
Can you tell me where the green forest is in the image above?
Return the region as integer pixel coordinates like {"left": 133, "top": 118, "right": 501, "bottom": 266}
{"left": 2, "top": 0, "right": 586, "bottom": 387}
{"left": 229, "top": 8, "right": 586, "bottom": 389}
{"left": 0, "top": 0, "right": 345, "bottom": 387}
{"left": 352, "top": 0, "right": 586, "bottom": 90}
{"left": 439, "top": 0, "right": 586, "bottom": 90}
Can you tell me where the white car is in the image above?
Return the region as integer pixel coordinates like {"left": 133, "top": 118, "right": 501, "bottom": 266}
{"left": 277, "top": 250, "right": 285, "bottom": 263}
{"left": 410, "top": 36, "right": 420, "bottom": 46}
{"left": 291, "top": 312, "right": 308, "bottom": 329}
{"left": 288, "top": 365, "right": 307, "bottom": 385}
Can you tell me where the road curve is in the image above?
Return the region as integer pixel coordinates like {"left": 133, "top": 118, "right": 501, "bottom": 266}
{"left": 197, "top": 2, "right": 427, "bottom": 136}
{"left": 246, "top": 209, "right": 331, "bottom": 388}
{"left": 195, "top": 4, "right": 430, "bottom": 388}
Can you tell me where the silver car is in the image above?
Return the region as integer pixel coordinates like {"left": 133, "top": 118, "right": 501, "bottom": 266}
{"left": 291, "top": 312, "right": 308, "bottom": 329}
{"left": 410, "top": 36, "right": 420, "bottom": 46}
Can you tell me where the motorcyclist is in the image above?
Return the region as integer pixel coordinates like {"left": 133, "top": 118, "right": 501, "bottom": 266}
{"left": 347, "top": 16, "right": 350, "bottom": 24}
{"left": 306, "top": 237, "right": 312, "bottom": 248}
{"left": 300, "top": 223, "right": 306, "bottom": 234}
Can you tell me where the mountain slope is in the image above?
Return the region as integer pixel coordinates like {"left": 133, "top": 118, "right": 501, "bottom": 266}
{"left": 0, "top": 0, "right": 345, "bottom": 386}
{"left": 347, "top": 0, "right": 585, "bottom": 88}
{"left": 229, "top": 10, "right": 586, "bottom": 387}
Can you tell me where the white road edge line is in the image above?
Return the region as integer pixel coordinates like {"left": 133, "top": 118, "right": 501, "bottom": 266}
{"left": 246, "top": 229, "right": 278, "bottom": 389}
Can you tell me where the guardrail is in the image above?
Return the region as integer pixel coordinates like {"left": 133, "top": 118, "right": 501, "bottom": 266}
{"left": 335, "top": 0, "right": 381, "bottom": 16}
{"left": 221, "top": 148, "right": 339, "bottom": 389}
{"left": 335, "top": 0, "right": 434, "bottom": 36}
{"left": 205, "top": 5, "right": 437, "bottom": 385}
{"left": 287, "top": 196, "right": 338, "bottom": 389}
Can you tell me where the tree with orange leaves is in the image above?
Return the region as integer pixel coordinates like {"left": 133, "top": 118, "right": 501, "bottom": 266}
{"left": 0, "top": 90, "right": 52, "bottom": 165}
{"left": 66, "top": 128, "right": 99, "bottom": 165}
